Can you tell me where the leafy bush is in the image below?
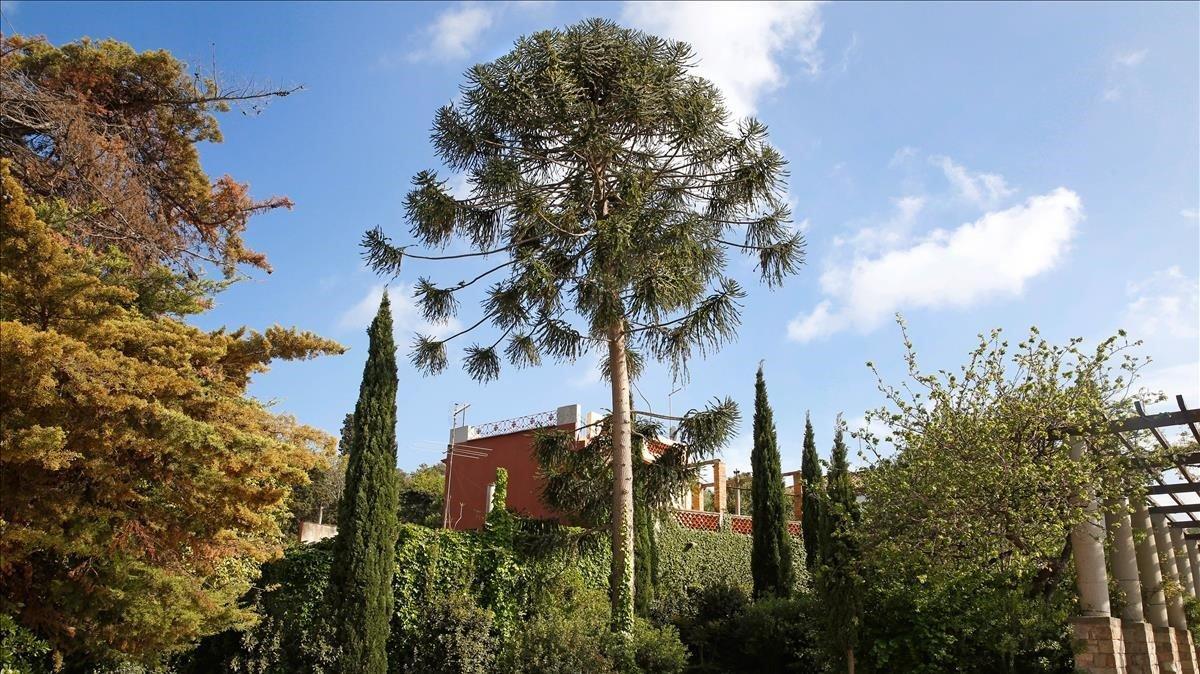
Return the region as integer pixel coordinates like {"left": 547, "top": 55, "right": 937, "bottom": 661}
{"left": 673, "top": 582, "right": 819, "bottom": 673}
{"left": 859, "top": 570, "right": 1073, "bottom": 673}
{"left": 0, "top": 613, "right": 52, "bottom": 674}
{"left": 654, "top": 517, "right": 806, "bottom": 624}
{"left": 1186, "top": 596, "right": 1200, "bottom": 645}
{"left": 630, "top": 620, "right": 689, "bottom": 674}
{"left": 395, "top": 591, "right": 495, "bottom": 674}
{"left": 498, "top": 580, "right": 616, "bottom": 674}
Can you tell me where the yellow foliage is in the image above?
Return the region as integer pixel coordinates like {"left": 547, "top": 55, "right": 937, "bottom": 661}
{"left": 0, "top": 163, "right": 343, "bottom": 663}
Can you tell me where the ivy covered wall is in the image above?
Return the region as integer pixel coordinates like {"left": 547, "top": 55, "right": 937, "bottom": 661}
{"left": 653, "top": 516, "right": 808, "bottom": 622}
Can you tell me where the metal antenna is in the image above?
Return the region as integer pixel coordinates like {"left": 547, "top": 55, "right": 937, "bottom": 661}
{"left": 451, "top": 402, "right": 471, "bottom": 429}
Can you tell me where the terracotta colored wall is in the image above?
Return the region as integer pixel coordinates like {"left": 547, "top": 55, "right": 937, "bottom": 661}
{"left": 442, "top": 423, "right": 573, "bottom": 530}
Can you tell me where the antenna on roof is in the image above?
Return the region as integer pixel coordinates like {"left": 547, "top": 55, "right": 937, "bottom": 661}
{"left": 451, "top": 402, "right": 471, "bottom": 429}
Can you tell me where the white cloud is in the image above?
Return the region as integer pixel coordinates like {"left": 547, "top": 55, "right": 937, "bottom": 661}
{"left": 1103, "top": 48, "right": 1148, "bottom": 102}
{"left": 888, "top": 145, "right": 919, "bottom": 168}
{"left": 622, "top": 1, "right": 823, "bottom": 119}
{"left": 1182, "top": 209, "right": 1198, "bottom": 220}
{"left": 789, "top": 188, "right": 1083, "bottom": 341}
{"left": 1114, "top": 49, "right": 1148, "bottom": 68}
{"left": 931, "top": 155, "right": 1015, "bottom": 209}
{"left": 408, "top": 3, "right": 495, "bottom": 62}
{"left": 338, "top": 283, "right": 462, "bottom": 342}
{"left": 837, "top": 32, "right": 860, "bottom": 74}
{"left": 834, "top": 195, "right": 926, "bottom": 253}
{"left": 1124, "top": 266, "right": 1200, "bottom": 341}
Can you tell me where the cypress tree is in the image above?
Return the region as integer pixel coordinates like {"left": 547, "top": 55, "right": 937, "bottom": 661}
{"left": 818, "top": 419, "right": 862, "bottom": 674}
{"left": 750, "top": 365, "right": 793, "bottom": 598}
{"left": 330, "top": 293, "right": 400, "bottom": 674}
{"left": 800, "top": 412, "right": 822, "bottom": 571}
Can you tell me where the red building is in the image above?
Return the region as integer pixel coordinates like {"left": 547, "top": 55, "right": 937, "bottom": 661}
{"left": 442, "top": 404, "right": 602, "bottom": 530}
{"left": 441, "top": 402, "right": 805, "bottom": 535}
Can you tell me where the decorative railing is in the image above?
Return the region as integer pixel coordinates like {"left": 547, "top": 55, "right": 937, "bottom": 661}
{"left": 473, "top": 409, "right": 558, "bottom": 438}
{"left": 672, "top": 509, "right": 802, "bottom": 537}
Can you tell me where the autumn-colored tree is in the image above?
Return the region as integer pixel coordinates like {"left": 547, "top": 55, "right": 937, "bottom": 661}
{"left": 363, "top": 18, "right": 802, "bottom": 632}
{"left": 0, "top": 163, "right": 343, "bottom": 666}
{"left": 0, "top": 36, "right": 298, "bottom": 276}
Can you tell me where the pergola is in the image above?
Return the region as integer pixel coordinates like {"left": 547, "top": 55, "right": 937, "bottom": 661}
{"left": 1069, "top": 395, "right": 1200, "bottom": 674}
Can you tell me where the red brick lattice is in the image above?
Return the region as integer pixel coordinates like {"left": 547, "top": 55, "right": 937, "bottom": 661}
{"left": 672, "top": 510, "right": 802, "bottom": 537}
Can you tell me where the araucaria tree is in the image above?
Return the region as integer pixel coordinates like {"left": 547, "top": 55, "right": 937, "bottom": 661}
{"left": 818, "top": 419, "right": 862, "bottom": 674}
{"left": 330, "top": 294, "right": 401, "bottom": 674}
{"left": 800, "top": 412, "right": 822, "bottom": 571}
{"left": 750, "top": 365, "right": 793, "bottom": 598}
{"left": 362, "top": 19, "right": 803, "bottom": 632}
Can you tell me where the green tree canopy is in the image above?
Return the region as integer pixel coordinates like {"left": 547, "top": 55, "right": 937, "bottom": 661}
{"left": 363, "top": 17, "right": 803, "bottom": 632}
{"left": 853, "top": 320, "right": 1172, "bottom": 668}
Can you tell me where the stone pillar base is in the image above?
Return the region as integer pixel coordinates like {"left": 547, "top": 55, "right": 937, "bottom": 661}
{"left": 1173, "top": 628, "right": 1196, "bottom": 674}
{"left": 1072, "top": 616, "right": 1128, "bottom": 674}
{"left": 1123, "top": 621, "right": 1160, "bottom": 674}
{"left": 1154, "top": 626, "right": 1181, "bottom": 673}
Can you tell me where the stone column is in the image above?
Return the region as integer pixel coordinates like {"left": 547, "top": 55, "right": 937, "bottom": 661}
{"left": 792, "top": 474, "right": 803, "bottom": 521}
{"left": 1135, "top": 502, "right": 1179, "bottom": 670}
{"left": 1109, "top": 500, "right": 1159, "bottom": 674}
{"left": 1171, "top": 528, "right": 1197, "bottom": 599}
{"left": 1070, "top": 440, "right": 1112, "bottom": 617}
{"left": 690, "top": 483, "right": 702, "bottom": 511}
{"left": 1188, "top": 540, "right": 1200, "bottom": 599}
{"left": 712, "top": 460, "right": 726, "bottom": 515}
{"left": 1168, "top": 526, "right": 1199, "bottom": 674}
{"left": 1108, "top": 502, "right": 1146, "bottom": 621}
{"left": 1068, "top": 440, "right": 1126, "bottom": 673}
{"left": 1151, "top": 514, "right": 1188, "bottom": 629}
{"left": 1134, "top": 501, "right": 1171, "bottom": 627}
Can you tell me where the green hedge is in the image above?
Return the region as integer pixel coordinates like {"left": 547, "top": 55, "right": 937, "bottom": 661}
{"left": 182, "top": 516, "right": 794, "bottom": 673}
{"left": 654, "top": 516, "right": 807, "bottom": 622}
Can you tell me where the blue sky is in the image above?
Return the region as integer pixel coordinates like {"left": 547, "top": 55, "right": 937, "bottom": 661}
{"left": 7, "top": 1, "right": 1198, "bottom": 472}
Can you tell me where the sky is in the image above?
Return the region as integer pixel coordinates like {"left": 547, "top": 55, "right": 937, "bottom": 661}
{"left": 6, "top": 1, "right": 1198, "bottom": 473}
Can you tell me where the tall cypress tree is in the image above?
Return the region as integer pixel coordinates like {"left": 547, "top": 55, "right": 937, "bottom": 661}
{"left": 800, "top": 412, "right": 822, "bottom": 571}
{"left": 750, "top": 365, "right": 793, "bottom": 598}
{"left": 818, "top": 419, "right": 862, "bottom": 674}
{"left": 330, "top": 293, "right": 400, "bottom": 674}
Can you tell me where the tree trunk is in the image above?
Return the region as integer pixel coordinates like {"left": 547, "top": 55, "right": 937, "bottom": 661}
{"left": 607, "top": 318, "right": 636, "bottom": 635}
{"left": 847, "top": 647, "right": 856, "bottom": 674}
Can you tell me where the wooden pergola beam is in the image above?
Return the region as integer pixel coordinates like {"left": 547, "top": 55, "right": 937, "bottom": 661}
{"left": 1148, "top": 504, "right": 1200, "bottom": 515}
{"left": 1148, "top": 483, "right": 1200, "bottom": 496}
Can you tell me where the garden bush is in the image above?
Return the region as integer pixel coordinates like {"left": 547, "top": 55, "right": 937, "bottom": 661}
{"left": 673, "top": 581, "right": 820, "bottom": 673}
{"left": 181, "top": 520, "right": 700, "bottom": 673}
{"left": 858, "top": 570, "right": 1074, "bottom": 673}
{"left": 654, "top": 516, "right": 806, "bottom": 624}
{"left": 394, "top": 591, "right": 496, "bottom": 674}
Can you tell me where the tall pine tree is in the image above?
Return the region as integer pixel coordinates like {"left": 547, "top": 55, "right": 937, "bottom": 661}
{"left": 750, "top": 365, "right": 793, "bottom": 598}
{"left": 362, "top": 19, "right": 803, "bottom": 632}
{"left": 330, "top": 293, "right": 400, "bottom": 674}
{"left": 800, "top": 412, "right": 822, "bottom": 571}
{"left": 818, "top": 419, "right": 862, "bottom": 674}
